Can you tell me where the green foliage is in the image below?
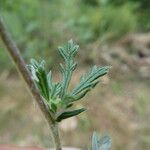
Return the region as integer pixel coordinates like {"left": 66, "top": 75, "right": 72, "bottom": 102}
{"left": 82, "top": 0, "right": 99, "bottom": 6}
{"left": 99, "top": 4, "right": 137, "bottom": 40}
{"left": 69, "top": 2, "right": 137, "bottom": 42}
{"left": 92, "top": 132, "right": 111, "bottom": 150}
{"left": 0, "top": 0, "right": 149, "bottom": 72}
{"left": 0, "top": 0, "right": 54, "bottom": 71}
{"left": 28, "top": 40, "right": 109, "bottom": 122}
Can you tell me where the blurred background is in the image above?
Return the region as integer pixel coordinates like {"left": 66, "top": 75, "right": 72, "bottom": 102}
{"left": 0, "top": 0, "right": 150, "bottom": 150}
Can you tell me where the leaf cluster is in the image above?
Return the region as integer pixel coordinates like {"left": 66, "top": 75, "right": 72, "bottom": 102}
{"left": 28, "top": 40, "right": 110, "bottom": 122}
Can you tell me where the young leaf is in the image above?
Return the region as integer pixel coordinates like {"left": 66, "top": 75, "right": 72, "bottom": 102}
{"left": 71, "top": 66, "right": 110, "bottom": 98}
{"left": 28, "top": 59, "right": 50, "bottom": 101}
{"left": 92, "top": 132, "right": 111, "bottom": 150}
{"left": 47, "top": 71, "right": 62, "bottom": 99}
{"left": 59, "top": 39, "right": 79, "bottom": 98}
{"left": 56, "top": 108, "right": 86, "bottom": 122}
{"left": 36, "top": 68, "right": 49, "bottom": 101}
{"left": 28, "top": 40, "right": 110, "bottom": 122}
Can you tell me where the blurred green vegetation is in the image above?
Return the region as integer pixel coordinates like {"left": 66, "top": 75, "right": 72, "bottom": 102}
{"left": 0, "top": 0, "right": 149, "bottom": 71}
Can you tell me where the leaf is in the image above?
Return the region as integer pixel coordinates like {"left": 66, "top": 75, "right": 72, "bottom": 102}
{"left": 29, "top": 59, "right": 50, "bottom": 101}
{"left": 71, "top": 66, "right": 110, "bottom": 97}
{"left": 30, "top": 65, "right": 39, "bottom": 82}
{"left": 36, "top": 67, "right": 50, "bottom": 100}
{"left": 56, "top": 108, "right": 86, "bottom": 122}
{"left": 47, "top": 72, "right": 62, "bottom": 99}
{"left": 47, "top": 71, "right": 53, "bottom": 90}
{"left": 30, "top": 58, "right": 38, "bottom": 68}
{"left": 92, "top": 132, "right": 111, "bottom": 150}
{"left": 58, "top": 39, "right": 79, "bottom": 98}
{"left": 50, "top": 83, "right": 60, "bottom": 99}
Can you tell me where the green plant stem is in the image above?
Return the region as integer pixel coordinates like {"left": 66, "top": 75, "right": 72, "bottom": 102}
{"left": 0, "top": 16, "right": 62, "bottom": 150}
{"left": 50, "top": 123, "right": 62, "bottom": 150}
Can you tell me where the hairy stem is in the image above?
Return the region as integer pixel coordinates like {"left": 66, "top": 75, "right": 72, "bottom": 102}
{"left": 50, "top": 123, "right": 62, "bottom": 150}
{"left": 0, "top": 16, "right": 62, "bottom": 150}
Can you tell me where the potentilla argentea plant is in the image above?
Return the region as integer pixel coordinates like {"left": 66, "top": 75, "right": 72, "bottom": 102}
{"left": 28, "top": 39, "right": 110, "bottom": 122}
